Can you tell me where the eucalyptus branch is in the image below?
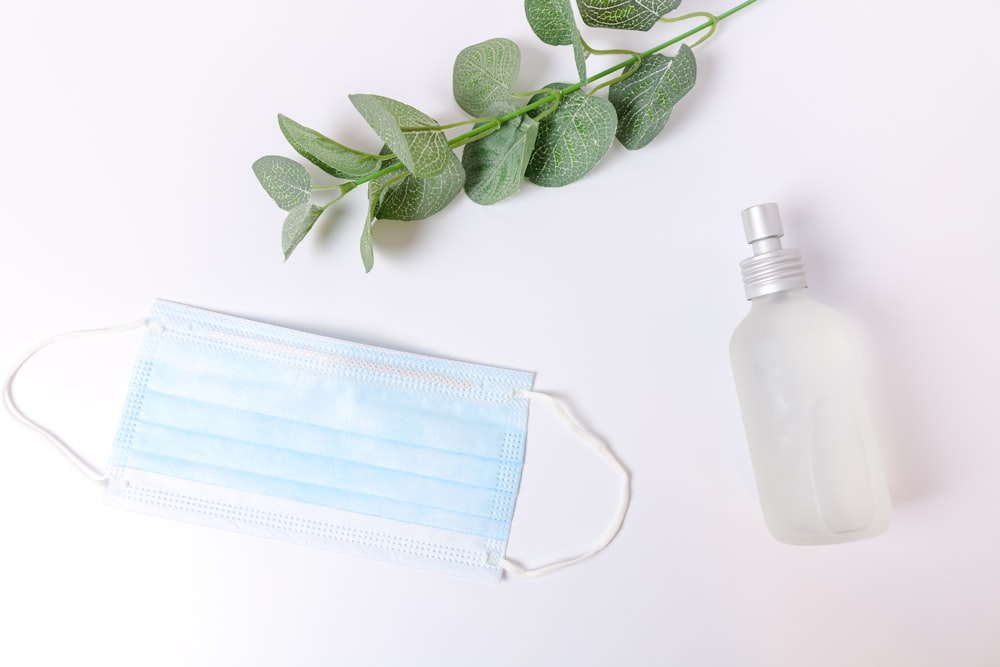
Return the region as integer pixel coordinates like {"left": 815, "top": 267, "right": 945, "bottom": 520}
{"left": 349, "top": 11, "right": 731, "bottom": 185}
{"left": 253, "top": 0, "right": 760, "bottom": 271}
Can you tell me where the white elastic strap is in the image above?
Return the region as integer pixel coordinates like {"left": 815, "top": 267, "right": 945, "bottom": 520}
{"left": 502, "top": 388, "right": 632, "bottom": 579}
{"left": 3, "top": 319, "right": 150, "bottom": 486}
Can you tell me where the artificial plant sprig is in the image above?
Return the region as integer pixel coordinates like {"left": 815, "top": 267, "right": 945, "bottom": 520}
{"left": 253, "top": 0, "right": 759, "bottom": 271}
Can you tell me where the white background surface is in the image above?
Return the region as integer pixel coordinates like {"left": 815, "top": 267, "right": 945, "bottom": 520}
{"left": 2, "top": 0, "right": 999, "bottom": 665}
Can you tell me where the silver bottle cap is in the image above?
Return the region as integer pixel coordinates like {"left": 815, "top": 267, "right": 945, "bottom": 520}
{"left": 739, "top": 202, "right": 807, "bottom": 300}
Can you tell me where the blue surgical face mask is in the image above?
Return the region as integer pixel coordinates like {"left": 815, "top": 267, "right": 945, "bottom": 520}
{"left": 5, "top": 300, "right": 630, "bottom": 582}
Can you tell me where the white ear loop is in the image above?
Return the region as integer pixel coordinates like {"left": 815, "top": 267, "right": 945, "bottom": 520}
{"left": 502, "top": 388, "right": 632, "bottom": 579}
{"left": 3, "top": 319, "right": 150, "bottom": 485}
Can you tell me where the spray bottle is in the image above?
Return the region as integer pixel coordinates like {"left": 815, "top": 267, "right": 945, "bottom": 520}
{"left": 730, "top": 203, "right": 891, "bottom": 544}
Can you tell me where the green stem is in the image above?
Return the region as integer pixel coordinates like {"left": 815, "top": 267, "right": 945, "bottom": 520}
{"left": 449, "top": 119, "right": 502, "bottom": 148}
{"left": 660, "top": 12, "right": 720, "bottom": 48}
{"left": 346, "top": 0, "right": 758, "bottom": 189}
{"left": 399, "top": 115, "right": 500, "bottom": 133}
{"left": 580, "top": 35, "right": 641, "bottom": 59}
{"left": 319, "top": 182, "right": 356, "bottom": 212}
{"left": 589, "top": 58, "right": 643, "bottom": 96}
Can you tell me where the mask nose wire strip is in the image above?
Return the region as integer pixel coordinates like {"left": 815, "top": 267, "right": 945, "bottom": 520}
{"left": 502, "top": 388, "right": 632, "bottom": 579}
{"left": 3, "top": 318, "right": 151, "bottom": 486}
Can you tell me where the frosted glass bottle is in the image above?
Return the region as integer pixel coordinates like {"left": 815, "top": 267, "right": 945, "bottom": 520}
{"left": 729, "top": 203, "right": 890, "bottom": 544}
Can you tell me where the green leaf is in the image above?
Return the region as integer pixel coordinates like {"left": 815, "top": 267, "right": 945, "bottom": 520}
{"left": 281, "top": 202, "right": 323, "bottom": 260}
{"left": 576, "top": 0, "right": 682, "bottom": 31}
{"left": 572, "top": 34, "right": 588, "bottom": 83}
{"left": 360, "top": 206, "right": 375, "bottom": 273}
{"left": 608, "top": 45, "right": 696, "bottom": 150}
{"left": 525, "top": 84, "right": 618, "bottom": 187}
{"left": 370, "top": 150, "right": 466, "bottom": 221}
{"left": 359, "top": 151, "right": 465, "bottom": 271}
{"left": 525, "top": 0, "right": 579, "bottom": 45}
{"left": 525, "top": 0, "right": 588, "bottom": 82}
{"left": 453, "top": 38, "right": 521, "bottom": 117}
{"left": 360, "top": 170, "right": 393, "bottom": 273}
{"left": 277, "top": 114, "right": 379, "bottom": 180}
{"left": 462, "top": 103, "right": 538, "bottom": 205}
{"left": 348, "top": 94, "right": 451, "bottom": 178}
{"left": 252, "top": 156, "right": 311, "bottom": 211}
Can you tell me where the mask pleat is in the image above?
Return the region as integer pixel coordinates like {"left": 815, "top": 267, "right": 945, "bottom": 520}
{"left": 130, "top": 419, "right": 508, "bottom": 514}
{"left": 146, "top": 338, "right": 522, "bottom": 460}
{"left": 123, "top": 447, "right": 512, "bottom": 540}
{"left": 138, "top": 390, "right": 513, "bottom": 488}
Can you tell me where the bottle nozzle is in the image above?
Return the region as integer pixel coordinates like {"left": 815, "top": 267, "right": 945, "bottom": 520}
{"left": 742, "top": 202, "right": 784, "bottom": 255}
